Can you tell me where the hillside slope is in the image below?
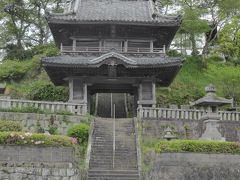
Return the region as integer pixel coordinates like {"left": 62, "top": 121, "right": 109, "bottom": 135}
{"left": 157, "top": 57, "right": 240, "bottom": 107}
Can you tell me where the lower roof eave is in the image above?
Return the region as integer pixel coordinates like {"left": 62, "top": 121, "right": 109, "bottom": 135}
{"left": 42, "top": 62, "right": 183, "bottom": 69}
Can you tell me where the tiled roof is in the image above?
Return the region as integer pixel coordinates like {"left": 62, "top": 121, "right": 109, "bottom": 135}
{"left": 191, "top": 95, "right": 233, "bottom": 106}
{"left": 48, "top": 0, "right": 181, "bottom": 25}
{"left": 42, "top": 52, "right": 183, "bottom": 68}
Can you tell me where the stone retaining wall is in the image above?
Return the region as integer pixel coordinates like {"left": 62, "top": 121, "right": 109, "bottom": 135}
{"left": 141, "top": 118, "right": 240, "bottom": 141}
{"left": 0, "top": 146, "right": 75, "bottom": 168}
{"left": 142, "top": 152, "right": 240, "bottom": 180}
{"left": 0, "top": 112, "right": 84, "bottom": 135}
{"left": 0, "top": 145, "right": 86, "bottom": 180}
{"left": 0, "top": 167, "right": 86, "bottom": 180}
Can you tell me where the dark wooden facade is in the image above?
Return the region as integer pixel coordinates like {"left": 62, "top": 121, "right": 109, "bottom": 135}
{"left": 42, "top": 0, "right": 183, "bottom": 113}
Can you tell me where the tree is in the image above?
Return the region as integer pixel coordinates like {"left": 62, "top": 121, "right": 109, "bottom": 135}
{"left": 0, "top": 0, "right": 63, "bottom": 59}
{"left": 201, "top": 0, "right": 240, "bottom": 55}
{"left": 218, "top": 16, "right": 240, "bottom": 62}
{"left": 178, "top": 0, "right": 210, "bottom": 56}
{"left": 0, "top": 0, "right": 32, "bottom": 50}
{"left": 158, "top": 0, "right": 174, "bottom": 15}
{"left": 28, "top": 0, "right": 63, "bottom": 45}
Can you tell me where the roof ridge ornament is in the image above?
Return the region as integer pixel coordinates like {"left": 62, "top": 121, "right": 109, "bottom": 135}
{"left": 152, "top": 0, "right": 161, "bottom": 19}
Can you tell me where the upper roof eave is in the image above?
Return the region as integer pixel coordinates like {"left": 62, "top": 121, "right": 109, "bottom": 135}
{"left": 47, "top": 18, "right": 181, "bottom": 27}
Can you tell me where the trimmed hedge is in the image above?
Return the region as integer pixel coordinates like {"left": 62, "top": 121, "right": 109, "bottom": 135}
{"left": 0, "top": 132, "right": 76, "bottom": 147}
{"left": 0, "top": 120, "right": 22, "bottom": 132}
{"left": 155, "top": 140, "right": 240, "bottom": 154}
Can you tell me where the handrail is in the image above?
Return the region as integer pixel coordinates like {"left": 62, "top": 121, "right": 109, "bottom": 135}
{"left": 133, "top": 117, "right": 141, "bottom": 178}
{"left": 113, "top": 104, "right": 116, "bottom": 169}
{"left": 138, "top": 107, "right": 240, "bottom": 121}
{"left": 85, "top": 118, "right": 95, "bottom": 170}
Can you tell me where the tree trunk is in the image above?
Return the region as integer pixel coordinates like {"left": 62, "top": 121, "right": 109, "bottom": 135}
{"left": 190, "top": 32, "right": 198, "bottom": 56}
{"left": 202, "top": 40, "right": 209, "bottom": 56}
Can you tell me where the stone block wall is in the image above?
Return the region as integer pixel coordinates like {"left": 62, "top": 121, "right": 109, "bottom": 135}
{"left": 0, "top": 112, "right": 84, "bottom": 135}
{"left": 0, "top": 146, "right": 75, "bottom": 167}
{"left": 141, "top": 118, "right": 240, "bottom": 142}
{"left": 142, "top": 152, "right": 240, "bottom": 180}
{"left": 0, "top": 145, "right": 86, "bottom": 180}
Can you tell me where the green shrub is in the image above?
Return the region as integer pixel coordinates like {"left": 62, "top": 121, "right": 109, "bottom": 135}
{"left": 0, "top": 120, "right": 22, "bottom": 132}
{"left": 167, "top": 50, "right": 182, "bottom": 57}
{"left": 155, "top": 140, "right": 240, "bottom": 154}
{"left": 48, "top": 125, "right": 58, "bottom": 135}
{"left": 0, "top": 132, "right": 75, "bottom": 147}
{"left": 67, "top": 123, "right": 90, "bottom": 144}
{"left": 25, "top": 81, "right": 68, "bottom": 102}
{"left": 207, "top": 55, "right": 224, "bottom": 63}
{"left": 0, "top": 60, "right": 31, "bottom": 82}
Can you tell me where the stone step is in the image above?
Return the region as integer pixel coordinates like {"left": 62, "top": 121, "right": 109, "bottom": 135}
{"left": 88, "top": 170, "right": 139, "bottom": 180}
{"left": 89, "top": 117, "right": 139, "bottom": 180}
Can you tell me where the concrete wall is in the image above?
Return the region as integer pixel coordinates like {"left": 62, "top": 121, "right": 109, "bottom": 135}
{"left": 142, "top": 152, "right": 240, "bottom": 180}
{"left": 141, "top": 118, "right": 240, "bottom": 142}
{"left": 0, "top": 112, "right": 84, "bottom": 135}
{"left": 0, "top": 145, "right": 86, "bottom": 180}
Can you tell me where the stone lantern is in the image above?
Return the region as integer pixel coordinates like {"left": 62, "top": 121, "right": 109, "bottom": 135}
{"left": 191, "top": 84, "right": 233, "bottom": 141}
{"left": 0, "top": 83, "right": 6, "bottom": 94}
{"left": 163, "top": 127, "right": 176, "bottom": 141}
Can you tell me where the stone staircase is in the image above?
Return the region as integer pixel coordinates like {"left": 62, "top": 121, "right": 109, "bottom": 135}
{"left": 97, "top": 93, "right": 127, "bottom": 118}
{"left": 88, "top": 118, "right": 139, "bottom": 180}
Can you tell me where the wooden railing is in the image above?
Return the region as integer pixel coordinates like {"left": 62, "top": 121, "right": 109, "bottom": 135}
{"left": 138, "top": 107, "right": 240, "bottom": 121}
{"left": 0, "top": 97, "right": 87, "bottom": 116}
{"left": 61, "top": 45, "right": 166, "bottom": 54}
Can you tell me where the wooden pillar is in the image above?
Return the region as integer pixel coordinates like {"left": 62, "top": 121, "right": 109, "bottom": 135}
{"left": 124, "top": 40, "right": 128, "bottom": 52}
{"left": 163, "top": 45, "right": 166, "bottom": 54}
{"left": 152, "top": 82, "right": 156, "bottom": 108}
{"left": 150, "top": 40, "right": 154, "bottom": 52}
{"left": 68, "top": 78, "right": 74, "bottom": 102}
{"left": 73, "top": 39, "right": 76, "bottom": 51}
{"left": 133, "top": 91, "right": 138, "bottom": 117}
{"left": 87, "top": 89, "right": 91, "bottom": 113}
{"left": 99, "top": 40, "right": 102, "bottom": 51}
{"left": 83, "top": 83, "right": 88, "bottom": 103}
{"left": 138, "top": 83, "right": 143, "bottom": 108}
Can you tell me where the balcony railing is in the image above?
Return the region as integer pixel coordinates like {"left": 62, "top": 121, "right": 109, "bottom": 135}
{"left": 61, "top": 45, "right": 166, "bottom": 54}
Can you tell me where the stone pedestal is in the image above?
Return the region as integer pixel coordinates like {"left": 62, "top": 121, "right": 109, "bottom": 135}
{"left": 199, "top": 114, "right": 225, "bottom": 141}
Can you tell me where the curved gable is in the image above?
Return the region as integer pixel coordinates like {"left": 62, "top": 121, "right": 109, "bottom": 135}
{"left": 90, "top": 52, "right": 137, "bottom": 65}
